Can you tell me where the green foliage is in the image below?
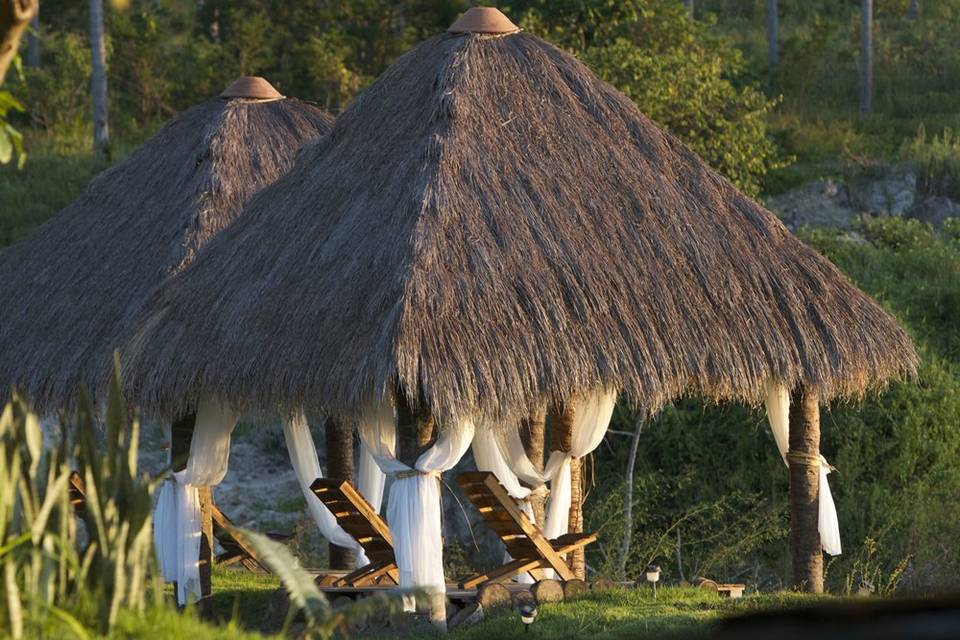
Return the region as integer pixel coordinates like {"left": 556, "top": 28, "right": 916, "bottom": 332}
{"left": 0, "top": 90, "right": 26, "bottom": 169}
{"left": 0, "top": 361, "right": 159, "bottom": 638}
{"left": 509, "top": 0, "right": 787, "bottom": 195}
{"left": 12, "top": 31, "right": 92, "bottom": 137}
{"left": 232, "top": 526, "right": 404, "bottom": 639}
{"left": 900, "top": 126, "right": 960, "bottom": 201}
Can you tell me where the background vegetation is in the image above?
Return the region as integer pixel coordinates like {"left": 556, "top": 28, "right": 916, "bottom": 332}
{"left": 2, "top": 1, "right": 960, "bottom": 629}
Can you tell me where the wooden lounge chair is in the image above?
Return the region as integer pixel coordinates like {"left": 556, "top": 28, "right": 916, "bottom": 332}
{"left": 456, "top": 471, "right": 597, "bottom": 589}
{"left": 69, "top": 471, "right": 284, "bottom": 573}
{"left": 309, "top": 478, "right": 399, "bottom": 587}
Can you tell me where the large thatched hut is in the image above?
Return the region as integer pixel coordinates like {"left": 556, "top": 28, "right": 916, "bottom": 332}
{"left": 0, "top": 77, "right": 333, "bottom": 409}
{"left": 120, "top": 8, "right": 915, "bottom": 616}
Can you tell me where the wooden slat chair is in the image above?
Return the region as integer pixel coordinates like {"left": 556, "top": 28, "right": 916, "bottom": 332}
{"left": 309, "top": 478, "right": 399, "bottom": 587}
{"left": 69, "top": 471, "right": 282, "bottom": 573}
{"left": 456, "top": 471, "right": 597, "bottom": 589}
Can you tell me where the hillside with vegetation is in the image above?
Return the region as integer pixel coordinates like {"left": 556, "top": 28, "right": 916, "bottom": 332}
{"left": 2, "top": 0, "right": 960, "bottom": 637}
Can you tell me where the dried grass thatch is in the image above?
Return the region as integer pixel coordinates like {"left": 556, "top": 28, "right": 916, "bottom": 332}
{"left": 0, "top": 88, "right": 333, "bottom": 411}
{"left": 120, "top": 29, "right": 916, "bottom": 424}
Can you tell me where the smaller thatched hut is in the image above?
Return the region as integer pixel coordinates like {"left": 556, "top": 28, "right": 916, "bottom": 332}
{"left": 0, "top": 77, "right": 333, "bottom": 410}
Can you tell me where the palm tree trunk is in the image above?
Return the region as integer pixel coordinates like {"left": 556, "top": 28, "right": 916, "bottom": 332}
{"left": 520, "top": 407, "right": 546, "bottom": 525}
{"left": 25, "top": 1, "right": 38, "bottom": 67}
{"left": 788, "top": 387, "right": 823, "bottom": 593}
{"left": 860, "top": 0, "right": 873, "bottom": 117}
{"left": 88, "top": 0, "right": 109, "bottom": 158}
{"left": 550, "top": 400, "right": 584, "bottom": 578}
{"left": 325, "top": 417, "right": 356, "bottom": 570}
{"left": 767, "top": 0, "right": 778, "bottom": 92}
{"left": 171, "top": 412, "right": 215, "bottom": 609}
{"left": 0, "top": 0, "right": 38, "bottom": 84}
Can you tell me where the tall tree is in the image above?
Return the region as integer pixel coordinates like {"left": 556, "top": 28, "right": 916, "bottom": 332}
{"left": 88, "top": 0, "right": 109, "bottom": 158}
{"left": 860, "top": 0, "right": 873, "bottom": 117}
{"left": 25, "top": 0, "right": 37, "bottom": 67}
{"left": 0, "top": 0, "right": 38, "bottom": 83}
{"left": 767, "top": 0, "right": 778, "bottom": 92}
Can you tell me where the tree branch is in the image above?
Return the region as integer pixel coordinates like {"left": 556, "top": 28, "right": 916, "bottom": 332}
{"left": 0, "top": 0, "right": 38, "bottom": 85}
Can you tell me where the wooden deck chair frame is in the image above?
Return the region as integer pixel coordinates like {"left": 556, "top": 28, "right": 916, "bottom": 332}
{"left": 68, "top": 471, "right": 283, "bottom": 573}
{"left": 456, "top": 471, "right": 597, "bottom": 589}
{"left": 309, "top": 478, "right": 399, "bottom": 587}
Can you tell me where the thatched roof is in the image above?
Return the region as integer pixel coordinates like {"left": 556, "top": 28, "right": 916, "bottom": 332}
{"left": 120, "top": 12, "right": 916, "bottom": 423}
{"left": 0, "top": 78, "right": 333, "bottom": 411}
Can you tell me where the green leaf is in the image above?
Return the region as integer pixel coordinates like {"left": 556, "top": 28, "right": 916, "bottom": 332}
{"left": 229, "top": 527, "right": 331, "bottom": 629}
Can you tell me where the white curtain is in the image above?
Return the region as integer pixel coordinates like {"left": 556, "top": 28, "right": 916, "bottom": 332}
{"left": 282, "top": 413, "right": 358, "bottom": 550}
{"left": 153, "top": 397, "right": 238, "bottom": 605}
{"left": 543, "top": 390, "right": 617, "bottom": 540}
{"left": 472, "top": 426, "right": 541, "bottom": 583}
{"left": 357, "top": 400, "right": 474, "bottom": 608}
{"left": 764, "top": 382, "right": 842, "bottom": 555}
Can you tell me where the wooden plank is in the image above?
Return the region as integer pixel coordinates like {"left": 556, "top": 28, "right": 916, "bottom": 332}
{"left": 480, "top": 474, "right": 575, "bottom": 581}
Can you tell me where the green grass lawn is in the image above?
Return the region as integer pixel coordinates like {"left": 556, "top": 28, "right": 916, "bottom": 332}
{"left": 174, "top": 567, "right": 828, "bottom": 640}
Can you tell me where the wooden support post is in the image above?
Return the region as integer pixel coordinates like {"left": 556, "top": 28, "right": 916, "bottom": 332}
{"left": 396, "top": 393, "right": 445, "bottom": 629}
{"left": 170, "top": 412, "right": 215, "bottom": 609}
{"left": 549, "top": 400, "right": 585, "bottom": 578}
{"left": 788, "top": 387, "right": 823, "bottom": 593}
{"left": 325, "top": 417, "right": 356, "bottom": 570}
{"left": 520, "top": 407, "right": 547, "bottom": 525}
{"left": 568, "top": 456, "right": 585, "bottom": 580}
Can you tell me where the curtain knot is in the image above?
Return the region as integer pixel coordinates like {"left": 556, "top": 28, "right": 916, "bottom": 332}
{"left": 391, "top": 469, "right": 441, "bottom": 480}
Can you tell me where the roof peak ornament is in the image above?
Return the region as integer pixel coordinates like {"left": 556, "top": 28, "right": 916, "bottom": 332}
{"left": 448, "top": 7, "right": 520, "bottom": 35}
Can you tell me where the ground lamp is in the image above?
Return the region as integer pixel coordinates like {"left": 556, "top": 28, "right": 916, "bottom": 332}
{"left": 645, "top": 564, "right": 661, "bottom": 600}
{"left": 517, "top": 597, "right": 538, "bottom": 632}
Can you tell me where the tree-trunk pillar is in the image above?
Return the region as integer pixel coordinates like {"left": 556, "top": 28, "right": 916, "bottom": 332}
{"left": 396, "top": 393, "right": 445, "bottom": 629}
{"left": 325, "top": 417, "right": 356, "bottom": 570}
{"left": 860, "top": 0, "right": 873, "bottom": 117}
{"left": 788, "top": 387, "right": 823, "bottom": 593}
{"left": 88, "top": 0, "right": 109, "bottom": 158}
{"left": 568, "top": 456, "right": 585, "bottom": 579}
{"left": 520, "top": 407, "right": 547, "bottom": 525}
{"left": 549, "top": 401, "right": 584, "bottom": 578}
{"left": 171, "top": 413, "right": 214, "bottom": 609}
{"left": 26, "top": 2, "right": 39, "bottom": 68}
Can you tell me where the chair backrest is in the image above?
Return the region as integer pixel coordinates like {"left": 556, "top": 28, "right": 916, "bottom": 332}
{"left": 456, "top": 471, "right": 552, "bottom": 561}
{"left": 310, "top": 478, "right": 394, "bottom": 563}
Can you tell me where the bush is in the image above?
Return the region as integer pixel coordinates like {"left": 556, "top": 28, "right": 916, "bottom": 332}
{"left": 900, "top": 126, "right": 960, "bottom": 201}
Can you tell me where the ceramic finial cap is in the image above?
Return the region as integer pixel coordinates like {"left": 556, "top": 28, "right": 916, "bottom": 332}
{"left": 220, "top": 76, "right": 284, "bottom": 100}
{"left": 448, "top": 7, "right": 519, "bottom": 34}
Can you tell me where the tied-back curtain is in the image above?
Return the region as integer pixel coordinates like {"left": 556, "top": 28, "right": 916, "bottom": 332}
{"left": 282, "top": 413, "right": 358, "bottom": 550}
{"left": 153, "top": 398, "right": 238, "bottom": 605}
{"left": 357, "top": 400, "right": 474, "bottom": 604}
{"left": 764, "top": 382, "right": 842, "bottom": 555}
{"left": 544, "top": 390, "right": 617, "bottom": 540}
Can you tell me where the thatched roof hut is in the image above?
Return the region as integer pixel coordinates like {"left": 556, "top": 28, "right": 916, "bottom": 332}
{"left": 0, "top": 77, "right": 333, "bottom": 411}
{"left": 121, "top": 15, "right": 915, "bottom": 424}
